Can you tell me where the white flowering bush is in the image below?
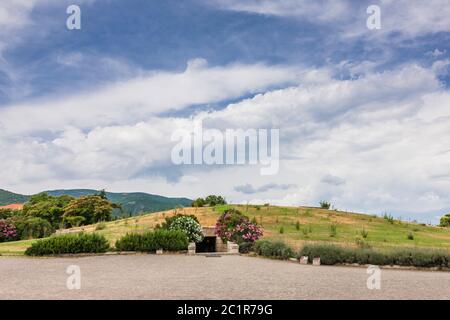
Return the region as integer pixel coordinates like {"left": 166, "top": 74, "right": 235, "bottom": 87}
{"left": 168, "top": 216, "right": 204, "bottom": 243}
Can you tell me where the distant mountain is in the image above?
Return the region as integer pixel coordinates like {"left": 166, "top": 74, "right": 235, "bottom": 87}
{"left": 0, "top": 189, "right": 30, "bottom": 206}
{"left": 0, "top": 189, "right": 192, "bottom": 216}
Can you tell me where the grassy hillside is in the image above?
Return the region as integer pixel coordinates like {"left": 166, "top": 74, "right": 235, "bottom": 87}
{"left": 1, "top": 205, "right": 449, "bottom": 255}
{"left": 0, "top": 189, "right": 30, "bottom": 206}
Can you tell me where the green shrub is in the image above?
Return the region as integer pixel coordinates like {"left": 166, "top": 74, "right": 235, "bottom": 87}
{"left": 253, "top": 240, "right": 294, "bottom": 260}
{"left": 238, "top": 241, "right": 254, "bottom": 254}
{"left": 329, "top": 224, "right": 337, "bottom": 237}
{"left": 440, "top": 214, "right": 450, "bottom": 227}
{"left": 319, "top": 201, "right": 331, "bottom": 209}
{"left": 360, "top": 228, "right": 369, "bottom": 239}
{"left": 95, "top": 222, "right": 107, "bottom": 231}
{"left": 25, "top": 233, "right": 110, "bottom": 256}
{"left": 383, "top": 213, "right": 395, "bottom": 224}
{"left": 407, "top": 232, "right": 414, "bottom": 240}
{"left": 19, "top": 217, "right": 54, "bottom": 239}
{"left": 299, "top": 245, "right": 347, "bottom": 265}
{"left": 192, "top": 195, "right": 226, "bottom": 207}
{"left": 0, "top": 209, "right": 16, "bottom": 220}
{"left": 298, "top": 245, "right": 450, "bottom": 268}
{"left": 355, "top": 236, "right": 371, "bottom": 249}
{"left": 115, "top": 229, "right": 188, "bottom": 252}
{"left": 63, "top": 216, "right": 86, "bottom": 228}
{"left": 295, "top": 221, "right": 300, "bottom": 231}
{"left": 301, "top": 227, "right": 309, "bottom": 238}
{"left": 279, "top": 226, "right": 284, "bottom": 234}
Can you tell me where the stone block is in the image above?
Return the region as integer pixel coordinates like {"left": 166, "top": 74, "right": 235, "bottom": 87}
{"left": 299, "top": 256, "right": 309, "bottom": 265}
{"left": 227, "top": 241, "right": 239, "bottom": 254}
{"left": 188, "top": 242, "right": 196, "bottom": 255}
{"left": 313, "top": 257, "right": 321, "bottom": 266}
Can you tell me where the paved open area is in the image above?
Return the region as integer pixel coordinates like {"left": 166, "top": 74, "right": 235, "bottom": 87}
{"left": 0, "top": 255, "right": 449, "bottom": 299}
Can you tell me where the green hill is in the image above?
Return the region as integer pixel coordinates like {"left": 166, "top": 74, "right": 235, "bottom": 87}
{"left": 0, "top": 189, "right": 192, "bottom": 216}
{"left": 0, "top": 189, "right": 30, "bottom": 206}
{"left": 1, "top": 204, "right": 449, "bottom": 255}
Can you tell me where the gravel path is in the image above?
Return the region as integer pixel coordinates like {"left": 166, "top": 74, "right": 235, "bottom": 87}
{"left": 0, "top": 255, "right": 449, "bottom": 300}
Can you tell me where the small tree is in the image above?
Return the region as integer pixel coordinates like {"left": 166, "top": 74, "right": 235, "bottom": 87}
{"left": 191, "top": 195, "right": 226, "bottom": 207}
{"left": 63, "top": 195, "right": 114, "bottom": 225}
{"left": 440, "top": 214, "right": 450, "bottom": 227}
{"left": 23, "top": 193, "right": 74, "bottom": 227}
{"left": 191, "top": 198, "right": 206, "bottom": 207}
{"left": 319, "top": 201, "right": 331, "bottom": 209}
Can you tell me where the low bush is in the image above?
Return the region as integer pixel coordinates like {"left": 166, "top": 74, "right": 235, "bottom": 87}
{"left": 63, "top": 216, "right": 86, "bottom": 228}
{"left": 18, "top": 217, "right": 54, "bottom": 239}
{"left": 25, "top": 233, "right": 110, "bottom": 256}
{"left": 329, "top": 224, "right": 337, "bottom": 237}
{"left": 95, "top": 222, "right": 107, "bottom": 231}
{"left": 360, "top": 228, "right": 369, "bottom": 239}
{"left": 253, "top": 240, "right": 294, "bottom": 260}
{"left": 115, "top": 229, "right": 189, "bottom": 252}
{"left": 238, "top": 241, "right": 254, "bottom": 254}
{"left": 298, "top": 244, "right": 450, "bottom": 268}
{"left": 383, "top": 213, "right": 395, "bottom": 224}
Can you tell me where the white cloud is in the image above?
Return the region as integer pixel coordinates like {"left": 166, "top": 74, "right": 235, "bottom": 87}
{"left": 0, "top": 61, "right": 300, "bottom": 135}
{"left": 2, "top": 61, "right": 450, "bottom": 223}
{"left": 209, "top": 0, "right": 351, "bottom": 22}
{"left": 209, "top": 0, "right": 450, "bottom": 39}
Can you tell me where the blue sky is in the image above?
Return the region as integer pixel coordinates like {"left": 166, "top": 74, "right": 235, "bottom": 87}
{"left": 1, "top": 0, "right": 450, "bottom": 223}
{"left": 4, "top": 0, "right": 449, "bottom": 104}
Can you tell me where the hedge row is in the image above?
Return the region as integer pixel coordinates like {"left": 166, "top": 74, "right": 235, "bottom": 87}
{"left": 115, "top": 229, "right": 189, "bottom": 252}
{"left": 299, "top": 244, "right": 450, "bottom": 268}
{"left": 25, "top": 233, "right": 109, "bottom": 256}
{"left": 253, "top": 240, "right": 294, "bottom": 260}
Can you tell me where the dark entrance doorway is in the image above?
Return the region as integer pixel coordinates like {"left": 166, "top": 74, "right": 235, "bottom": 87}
{"left": 196, "top": 236, "right": 216, "bottom": 253}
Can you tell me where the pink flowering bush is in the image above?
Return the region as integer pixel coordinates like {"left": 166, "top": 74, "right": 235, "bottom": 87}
{"left": 215, "top": 209, "right": 263, "bottom": 246}
{"left": 0, "top": 220, "right": 18, "bottom": 242}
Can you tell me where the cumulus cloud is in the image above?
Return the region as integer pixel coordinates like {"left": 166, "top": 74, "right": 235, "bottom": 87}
{"left": 2, "top": 60, "right": 450, "bottom": 223}
{"left": 0, "top": 61, "right": 300, "bottom": 135}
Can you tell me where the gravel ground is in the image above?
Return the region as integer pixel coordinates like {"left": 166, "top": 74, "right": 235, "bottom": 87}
{"left": 0, "top": 255, "right": 449, "bottom": 300}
